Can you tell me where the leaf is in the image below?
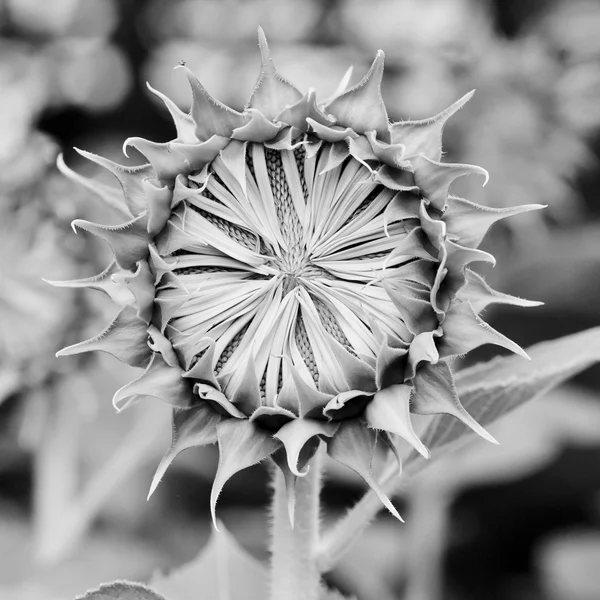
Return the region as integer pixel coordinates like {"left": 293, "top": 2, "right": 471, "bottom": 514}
{"left": 405, "top": 327, "right": 600, "bottom": 472}
{"left": 320, "top": 588, "right": 355, "bottom": 600}
{"left": 75, "top": 581, "right": 166, "bottom": 600}
{"left": 150, "top": 523, "right": 268, "bottom": 600}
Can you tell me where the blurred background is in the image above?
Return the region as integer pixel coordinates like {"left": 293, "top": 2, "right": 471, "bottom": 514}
{"left": 1, "top": 0, "right": 600, "bottom": 598}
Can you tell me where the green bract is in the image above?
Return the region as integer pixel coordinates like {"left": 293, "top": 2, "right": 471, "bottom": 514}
{"left": 54, "top": 30, "right": 542, "bottom": 524}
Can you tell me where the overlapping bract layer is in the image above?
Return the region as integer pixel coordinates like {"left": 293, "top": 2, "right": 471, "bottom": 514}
{"left": 54, "top": 29, "right": 541, "bottom": 523}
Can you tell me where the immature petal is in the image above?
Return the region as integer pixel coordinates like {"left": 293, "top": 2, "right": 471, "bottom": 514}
{"left": 383, "top": 193, "right": 421, "bottom": 234}
{"left": 365, "top": 384, "right": 430, "bottom": 458}
{"left": 111, "top": 260, "right": 155, "bottom": 323}
{"left": 143, "top": 179, "right": 173, "bottom": 237}
{"left": 56, "top": 306, "right": 150, "bottom": 367}
{"left": 375, "top": 342, "right": 408, "bottom": 389}
{"left": 391, "top": 91, "right": 474, "bottom": 160}
{"left": 231, "top": 108, "right": 281, "bottom": 142}
{"left": 246, "top": 27, "right": 303, "bottom": 120}
{"left": 194, "top": 383, "right": 247, "bottom": 419}
{"left": 444, "top": 196, "right": 545, "bottom": 248}
{"left": 411, "top": 362, "right": 497, "bottom": 444}
{"left": 277, "top": 89, "right": 335, "bottom": 130}
{"left": 327, "top": 420, "right": 403, "bottom": 521}
{"left": 250, "top": 406, "right": 297, "bottom": 431}
{"left": 440, "top": 301, "right": 529, "bottom": 359}
{"left": 307, "top": 119, "right": 357, "bottom": 143}
{"left": 184, "top": 339, "right": 220, "bottom": 388}
{"left": 211, "top": 419, "right": 281, "bottom": 528}
{"left": 149, "top": 402, "right": 224, "bottom": 498}
{"left": 72, "top": 213, "right": 150, "bottom": 271}
{"left": 274, "top": 418, "right": 338, "bottom": 476}
{"left": 325, "top": 51, "right": 390, "bottom": 142}
{"left": 278, "top": 362, "right": 332, "bottom": 419}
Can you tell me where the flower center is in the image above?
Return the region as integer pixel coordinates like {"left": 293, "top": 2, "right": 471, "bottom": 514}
{"left": 158, "top": 140, "right": 417, "bottom": 403}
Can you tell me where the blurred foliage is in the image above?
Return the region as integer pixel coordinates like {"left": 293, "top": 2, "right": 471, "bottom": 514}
{"left": 0, "top": 1, "right": 600, "bottom": 599}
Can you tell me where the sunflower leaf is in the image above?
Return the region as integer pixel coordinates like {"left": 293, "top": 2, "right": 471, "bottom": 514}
{"left": 74, "top": 581, "right": 166, "bottom": 599}
{"left": 406, "top": 327, "right": 600, "bottom": 472}
{"left": 150, "top": 522, "right": 268, "bottom": 600}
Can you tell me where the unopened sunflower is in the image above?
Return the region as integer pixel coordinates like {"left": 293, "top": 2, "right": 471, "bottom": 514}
{"left": 54, "top": 30, "right": 541, "bottom": 522}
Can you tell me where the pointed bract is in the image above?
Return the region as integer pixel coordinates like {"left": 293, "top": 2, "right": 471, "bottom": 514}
{"left": 72, "top": 214, "right": 150, "bottom": 271}
{"left": 274, "top": 418, "right": 338, "bottom": 476}
{"left": 457, "top": 270, "right": 543, "bottom": 313}
{"left": 113, "top": 352, "right": 192, "bottom": 411}
{"left": 325, "top": 51, "right": 390, "bottom": 142}
{"left": 413, "top": 155, "right": 489, "bottom": 211}
{"left": 391, "top": 91, "right": 475, "bottom": 160}
{"left": 149, "top": 402, "right": 224, "bottom": 498}
{"left": 444, "top": 197, "right": 545, "bottom": 248}
{"left": 179, "top": 65, "right": 247, "bottom": 141}
{"left": 57, "top": 306, "right": 151, "bottom": 367}
{"left": 440, "top": 302, "right": 529, "bottom": 359}
{"left": 412, "top": 362, "right": 498, "bottom": 444}
{"left": 365, "top": 384, "right": 430, "bottom": 458}
{"left": 327, "top": 420, "right": 403, "bottom": 521}
{"left": 211, "top": 419, "right": 281, "bottom": 528}
{"left": 247, "top": 27, "right": 303, "bottom": 120}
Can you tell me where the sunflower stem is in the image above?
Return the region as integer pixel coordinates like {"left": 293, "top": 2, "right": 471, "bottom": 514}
{"left": 269, "top": 445, "right": 323, "bottom": 600}
{"left": 317, "top": 458, "right": 406, "bottom": 573}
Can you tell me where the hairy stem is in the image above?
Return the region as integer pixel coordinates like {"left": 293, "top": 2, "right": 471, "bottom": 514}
{"left": 318, "top": 458, "right": 405, "bottom": 573}
{"left": 270, "top": 446, "right": 323, "bottom": 600}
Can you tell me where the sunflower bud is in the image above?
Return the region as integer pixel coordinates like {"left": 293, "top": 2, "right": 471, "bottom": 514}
{"left": 54, "top": 29, "right": 542, "bottom": 523}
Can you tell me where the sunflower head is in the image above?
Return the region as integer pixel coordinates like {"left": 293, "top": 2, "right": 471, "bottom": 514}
{"left": 54, "top": 29, "right": 542, "bottom": 523}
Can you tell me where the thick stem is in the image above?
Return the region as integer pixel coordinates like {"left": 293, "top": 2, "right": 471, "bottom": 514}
{"left": 317, "top": 458, "right": 403, "bottom": 573}
{"left": 270, "top": 446, "right": 323, "bottom": 600}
